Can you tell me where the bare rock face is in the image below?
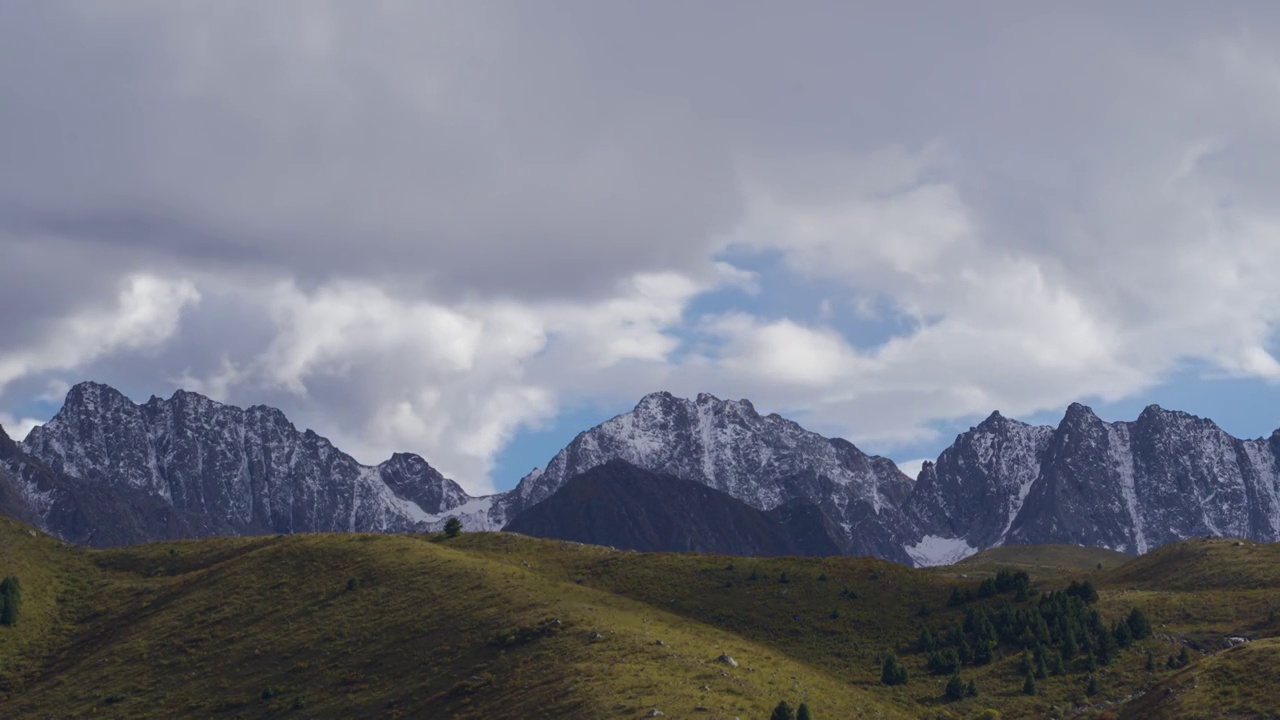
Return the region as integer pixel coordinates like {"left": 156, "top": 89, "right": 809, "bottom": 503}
{"left": 13, "top": 382, "right": 474, "bottom": 544}
{"left": 902, "top": 402, "right": 1280, "bottom": 564}
{"left": 491, "top": 391, "right": 916, "bottom": 563}
{"left": 6, "top": 381, "right": 1280, "bottom": 566}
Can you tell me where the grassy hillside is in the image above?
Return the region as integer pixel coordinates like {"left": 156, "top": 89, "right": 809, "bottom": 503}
{"left": 1, "top": 517, "right": 1277, "bottom": 719}
{"left": 1118, "top": 638, "right": 1280, "bottom": 719}
{"left": 949, "top": 544, "right": 1133, "bottom": 580}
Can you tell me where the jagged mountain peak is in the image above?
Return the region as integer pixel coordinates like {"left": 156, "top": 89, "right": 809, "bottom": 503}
{"left": 499, "top": 388, "right": 916, "bottom": 562}
{"left": 1061, "top": 401, "right": 1102, "bottom": 424}
{"left": 1134, "top": 403, "right": 1208, "bottom": 425}
{"left": 63, "top": 380, "right": 133, "bottom": 409}
{"left": 19, "top": 381, "right": 475, "bottom": 540}
{"left": 9, "top": 381, "right": 1280, "bottom": 569}
{"left": 0, "top": 423, "right": 17, "bottom": 460}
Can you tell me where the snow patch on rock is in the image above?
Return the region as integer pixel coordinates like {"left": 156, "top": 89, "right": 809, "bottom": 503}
{"left": 904, "top": 535, "right": 979, "bottom": 567}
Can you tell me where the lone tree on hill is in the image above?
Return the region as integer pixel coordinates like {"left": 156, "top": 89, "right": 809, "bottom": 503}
{"left": 771, "top": 700, "right": 795, "bottom": 720}
{"left": 443, "top": 516, "right": 463, "bottom": 538}
{"left": 0, "top": 575, "right": 20, "bottom": 627}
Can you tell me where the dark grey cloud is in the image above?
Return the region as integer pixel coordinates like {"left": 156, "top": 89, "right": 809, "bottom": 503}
{"left": 4, "top": 1, "right": 1280, "bottom": 488}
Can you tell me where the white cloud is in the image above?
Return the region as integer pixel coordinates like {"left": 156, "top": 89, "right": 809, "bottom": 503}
{"left": 0, "top": 413, "right": 42, "bottom": 442}
{"left": 895, "top": 459, "right": 930, "bottom": 482}
{"left": 0, "top": 275, "right": 199, "bottom": 394}
{"left": 6, "top": 3, "right": 1280, "bottom": 492}
{"left": 148, "top": 267, "right": 736, "bottom": 494}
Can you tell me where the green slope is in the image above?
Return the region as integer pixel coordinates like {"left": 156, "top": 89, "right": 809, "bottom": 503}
{"left": 2, "top": 516, "right": 1278, "bottom": 719}
{"left": 1119, "top": 638, "right": 1280, "bottom": 720}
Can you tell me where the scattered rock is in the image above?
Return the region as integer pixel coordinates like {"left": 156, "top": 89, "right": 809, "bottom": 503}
{"left": 589, "top": 631, "right": 603, "bottom": 640}
{"left": 700, "top": 684, "right": 711, "bottom": 691}
{"left": 1235, "top": 541, "right": 1244, "bottom": 546}
{"left": 647, "top": 710, "right": 664, "bottom": 717}
{"left": 27, "top": 530, "right": 36, "bottom": 537}
{"left": 1223, "top": 636, "right": 1250, "bottom": 648}
{"left": 694, "top": 706, "right": 709, "bottom": 712}
{"left": 716, "top": 653, "right": 738, "bottom": 667}
{"left": 655, "top": 640, "right": 665, "bottom": 646}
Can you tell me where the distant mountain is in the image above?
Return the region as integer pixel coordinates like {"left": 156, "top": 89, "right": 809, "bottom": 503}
{"left": 0, "top": 421, "right": 229, "bottom": 546}
{"left": 502, "top": 458, "right": 845, "bottom": 556}
{"left": 903, "top": 403, "right": 1280, "bottom": 563}
{"left": 10, "top": 382, "right": 477, "bottom": 544}
{"left": 489, "top": 391, "right": 915, "bottom": 562}
{"left": 5, "top": 381, "right": 1280, "bottom": 564}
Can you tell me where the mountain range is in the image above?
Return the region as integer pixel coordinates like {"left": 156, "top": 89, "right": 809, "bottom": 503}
{"left": 2, "top": 381, "right": 1278, "bottom": 565}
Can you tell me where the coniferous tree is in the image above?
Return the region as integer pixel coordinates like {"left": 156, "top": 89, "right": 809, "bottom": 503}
{"left": 1086, "top": 675, "right": 1100, "bottom": 696}
{"left": 880, "top": 654, "right": 909, "bottom": 686}
{"left": 1145, "top": 651, "right": 1156, "bottom": 672}
{"left": 1022, "top": 672, "right": 1037, "bottom": 696}
{"left": 918, "top": 627, "right": 936, "bottom": 652}
{"left": 945, "top": 673, "right": 966, "bottom": 701}
{"left": 1178, "top": 646, "right": 1192, "bottom": 668}
{"left": 1097, "top": 629, "right": 1118, "bottom": 666}
{"left": 1127, "top": 607, "right": 1153, "bottom": 639}
{"left": 927, "top": 648, "right": 960, "bottom": 676}
{"left": 1113, "top": 619, "right": 1133, "bottom": 648}
{"left": 1061, "top": 630, "right": 1079, "bottom": 660}
{"left": 1016, "top": 651, "right": 1033, "bottom": 677}
{"left": 443, "top": 516, "right": 462, "bottom": 538}
{"left": 0, "top": 576, "right": 20, "bottom": 627}
{"left": 771, "top": 700, "right": 796, "bottom": 720}
{"left": 973, "top": 637, "right": 994, "bottom": 666}
{"left": 1035, "top": 653, "right": 1048, "bottom": 680}
{"left": 795, "top": 703, "right": 812, "bottom": 720}
{"left": 966, "top": 679, "right": 978, "bottom": 697}
{"left": 957, "top": 636, "right": 973, "bottom": 665}
{"left": 1051, "top": 651, "right": 1066, "bottom": 676}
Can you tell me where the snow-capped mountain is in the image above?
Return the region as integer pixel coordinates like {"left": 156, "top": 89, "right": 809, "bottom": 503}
{"left": 903, "top": 402, "right": 1280, "bottom": 564}
{"left": 14, "top": 382, "right": 475, "bottom": 542}
{"left": 5, "top": 381, "right": 1280, "bottom": 566}
{"left": 487, "top": 391, "right": 917, "bottom": 562}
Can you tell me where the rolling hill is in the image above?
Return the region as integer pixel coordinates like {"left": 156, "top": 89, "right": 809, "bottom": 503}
{"left": 1, "top": 516, "right": 1278, "bottom": 718}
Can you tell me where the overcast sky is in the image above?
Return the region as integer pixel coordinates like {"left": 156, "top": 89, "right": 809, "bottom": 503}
{"left": 4, "top": 1, "right": 1280, "bottom": 494}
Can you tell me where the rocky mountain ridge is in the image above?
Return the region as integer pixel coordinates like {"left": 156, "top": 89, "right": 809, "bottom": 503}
{"left": 3, "top": 381, "right": 1279, "bottom": 564}
{"left": 11, "top": 382, "right": 473, "bottom": 544}
{"left": 503, "top": 458, "right": 847, "bottom": 556}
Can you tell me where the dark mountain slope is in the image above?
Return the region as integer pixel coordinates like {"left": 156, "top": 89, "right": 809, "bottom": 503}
{"left": 503, "top": 459, "right": 845, "bottom": 556}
